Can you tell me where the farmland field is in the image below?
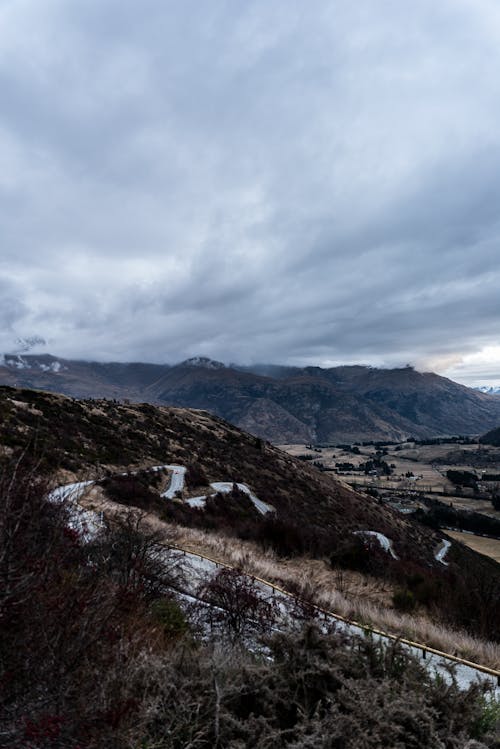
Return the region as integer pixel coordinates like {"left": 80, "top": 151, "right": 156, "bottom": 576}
{"left": 444, "top": 530, "right": 500, "bottom": 564}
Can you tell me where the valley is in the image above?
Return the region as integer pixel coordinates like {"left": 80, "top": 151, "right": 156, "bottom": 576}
{"left": 280, "top": 439, "right": 500, "bottom": 540}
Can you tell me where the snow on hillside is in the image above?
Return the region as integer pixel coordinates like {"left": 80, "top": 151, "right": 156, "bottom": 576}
{"left": 182, "top": 356, "right": 225, "bottom": 369}
{"left": 2, "top": 355, "right": 65, "bottom": 373}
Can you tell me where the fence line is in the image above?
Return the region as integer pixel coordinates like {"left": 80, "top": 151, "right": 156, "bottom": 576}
{"left": 169, "top": 543, "right": 500, "bottom": 685}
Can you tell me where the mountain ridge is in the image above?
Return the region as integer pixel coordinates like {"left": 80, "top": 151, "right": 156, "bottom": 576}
{"left": 2, "top": 353, "right": 500, "bottom": 443}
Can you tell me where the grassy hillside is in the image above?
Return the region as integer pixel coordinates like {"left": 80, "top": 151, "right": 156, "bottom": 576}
{"left": 0, "top": 454, "right": 498, "bottom": 747}
{"left": 1, "top": 385, "right": 500, "bottom": 646}
{"left": 0, "top": 385, "right": 440, "bottom": 564}
{"left": 1, "top": 385, "right": 500, "bottom": 746}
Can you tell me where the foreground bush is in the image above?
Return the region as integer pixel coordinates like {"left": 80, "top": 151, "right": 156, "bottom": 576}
{"left": 129, "top": 627, "right": 499, "bottom": 748}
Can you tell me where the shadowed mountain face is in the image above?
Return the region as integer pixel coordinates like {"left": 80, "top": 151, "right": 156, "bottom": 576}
{"left": 2, "top": 354, "right": 500, "bottom": 443}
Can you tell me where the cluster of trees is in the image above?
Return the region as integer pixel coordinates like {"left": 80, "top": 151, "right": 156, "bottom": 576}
{"left": 1, "top": 458, "right": 498, "bottom": 747}
{"left": 335, "top": 461, "right": 356, "bottom": 471}
{"left": 417, "top": 501, "right": 500, "bottom": 539}
{"left": 447, "top": 469, "right": 479, "bottom": 489}
{"left": 415, "top": 436, "right": 478, "bottom": 446}
{"left": 359, "top": 457, "right": 393, "bottom": 475}
{"left": 445, "top": 470, "right": 500, "bottom": 510}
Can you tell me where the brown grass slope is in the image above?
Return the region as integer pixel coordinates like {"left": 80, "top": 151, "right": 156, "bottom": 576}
{"left": 1, "top": 384, "right": 435, "bottom": 563}
{"left": 1, "top": 385, "right": 500, "bottom": 645}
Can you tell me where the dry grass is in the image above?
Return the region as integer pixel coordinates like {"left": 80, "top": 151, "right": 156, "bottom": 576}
{"left": 79, "top": 491, "right": 500, "bottom": 671}
{"left": 173, "top": 525, "right": 500, "bottom": 671}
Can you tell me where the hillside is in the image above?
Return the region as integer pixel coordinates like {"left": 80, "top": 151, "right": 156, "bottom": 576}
{"left": 2, "top": 384, "right": 500, "bottom": 644}
{"left": 3, "top": 463, "right": 495, "bottom": 749}
{"left": 2, "top": 385, "right": 500, "bottom": 746}
{"left": 3, "top": 354, "right": 500, "bottom": 443}
{"left": 0, "top": 385, "right": 438, "bottom": 565}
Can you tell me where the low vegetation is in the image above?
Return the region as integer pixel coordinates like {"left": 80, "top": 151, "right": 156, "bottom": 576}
{"left": 166, "top": 524, "right": 500, "bottom": 671}
{"left": 1, "top": 457, "right": 499, "bottom": 748}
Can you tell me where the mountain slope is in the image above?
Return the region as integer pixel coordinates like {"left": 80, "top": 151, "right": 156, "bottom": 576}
{"left": 0, "top": 385, "right": 439, "bottom": 566}
{"left": 2, "top": 384, "right": 500, "bottom": 650}
{"left": 2, "top": 354, "right": 500, "bottom": 442}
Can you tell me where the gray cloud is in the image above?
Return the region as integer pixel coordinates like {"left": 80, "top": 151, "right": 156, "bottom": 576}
{"left": 1, "top": 0, "right": 500, "bottom": 383}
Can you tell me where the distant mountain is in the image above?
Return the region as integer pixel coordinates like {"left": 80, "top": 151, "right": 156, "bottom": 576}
{"left": 474, "top": 385, "right": 500, "bottom": 395}
{"left": 2, "top": 354, "right": 500, "bottom": 443}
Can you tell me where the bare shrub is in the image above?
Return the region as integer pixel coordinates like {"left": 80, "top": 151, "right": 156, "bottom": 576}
{"left": 197, "top": 567, "right": 279, "bottom": 643}
{"left": 95, "top": 509, "right": 185, "bottom": 599}
{"left": 127, "top": 626, "right": 499, "bottom": 749}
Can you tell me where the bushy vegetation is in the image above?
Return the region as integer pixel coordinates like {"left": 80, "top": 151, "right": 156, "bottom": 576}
{"left": 1, "top": 457, "right": 499, "bottom": 747}
{"left": 0, "top": 458, "right": 184, "bottom": 747}
{"left": 359, "top": 457, "right": 393, "bottom": 475}
{"left": 447, "top": 469, "right": 479, "bottom": 488}
{"left": 480, "top": 427, "right": 500, "bottom": 447}
{"left": 99, "top": 470, "right": 165, "bottom": 512}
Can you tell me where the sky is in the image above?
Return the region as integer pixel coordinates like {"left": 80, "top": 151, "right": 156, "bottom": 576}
{"left": 1, "top": 0, "right": 500, "bottom": 386}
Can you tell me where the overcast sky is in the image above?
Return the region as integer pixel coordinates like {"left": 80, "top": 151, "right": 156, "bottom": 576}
{"left": 1, "top": 0, "right": 500, "bottom": 385}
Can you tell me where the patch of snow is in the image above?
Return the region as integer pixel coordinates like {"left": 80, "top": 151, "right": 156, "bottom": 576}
{"left": 474, "top": 385, "right": 500, "bottom": 395}
{"left": 182, "top": 356, "right": 225, "bottom": 369}
{"left": 354, "top": 530, "right": 399, "bottom": 559}
{"left": 5, "top": 355, "right": 29, "bottom": 370}
{"left": 38, "top": 361, "right": 64, "bottom": 373}
{"left": 14, "top": 335, "right": 46, "bottom": 353}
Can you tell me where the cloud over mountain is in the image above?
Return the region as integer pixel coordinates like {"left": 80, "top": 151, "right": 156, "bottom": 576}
{"left": 1, "top": 1, "right": 500, "bottom": 383}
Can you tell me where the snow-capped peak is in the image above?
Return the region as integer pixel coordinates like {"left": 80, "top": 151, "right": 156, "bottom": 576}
{"left": 474, "top": 385, "right": 500, "bottom": 395}
{"left": 181, "top": 356, "right": 226, "bottom": 370}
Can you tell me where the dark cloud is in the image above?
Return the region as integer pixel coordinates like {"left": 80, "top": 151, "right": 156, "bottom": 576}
{"left": 1, "top": 0, "right": 500, "bottom": 383}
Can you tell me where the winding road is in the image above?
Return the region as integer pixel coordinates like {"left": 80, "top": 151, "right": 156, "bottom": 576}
{"left": 46, "top": 465, "right": 499, "bottom": 696}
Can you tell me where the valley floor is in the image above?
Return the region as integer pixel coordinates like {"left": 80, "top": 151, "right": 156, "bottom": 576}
{"left": 444, "top": 530, "right": 500, "bottom": 564}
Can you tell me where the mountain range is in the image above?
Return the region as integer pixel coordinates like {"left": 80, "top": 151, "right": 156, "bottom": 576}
{"left": 475, "top": 385, "right": 500, "bottom": 395}
{"left": 2, "top": 353, "right": 500, "bottom": 443}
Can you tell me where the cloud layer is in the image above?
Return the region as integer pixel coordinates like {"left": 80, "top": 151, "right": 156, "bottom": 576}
{"left": 1, "top": 0, "right": 500, "bottom": 383}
